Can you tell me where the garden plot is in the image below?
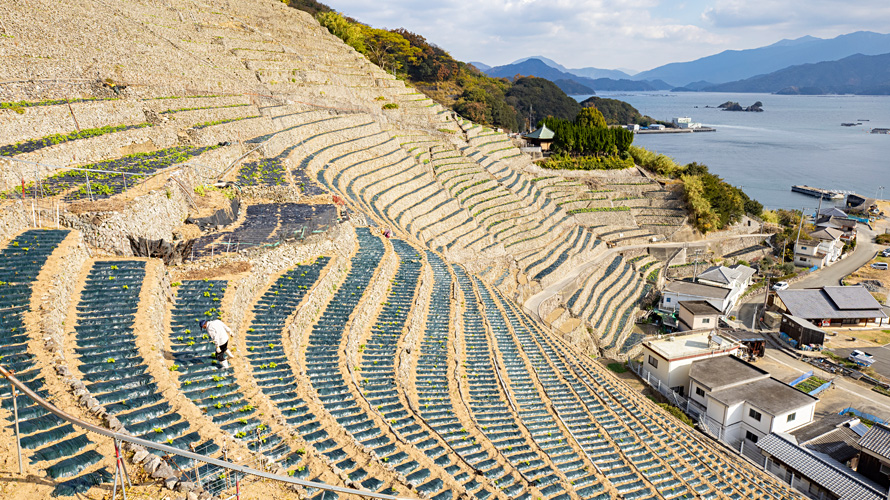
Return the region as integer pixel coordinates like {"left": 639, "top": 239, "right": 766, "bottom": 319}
{"left": 189, "top": 203, "right": 337, "bottom": 259}
{"left": 1, "top": 145, "right": 220, "bottom": 201}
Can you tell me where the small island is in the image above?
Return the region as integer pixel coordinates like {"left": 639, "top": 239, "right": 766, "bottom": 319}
{"left": 718, "top": 101, "right": 764, "bottom": 112}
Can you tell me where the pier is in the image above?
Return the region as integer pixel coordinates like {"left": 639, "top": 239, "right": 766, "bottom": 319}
{"left": 637, "top": 127, "right": 716, "bottom": 134}
{"left": 791, "top": 185, "right": 844, "bottom": 200}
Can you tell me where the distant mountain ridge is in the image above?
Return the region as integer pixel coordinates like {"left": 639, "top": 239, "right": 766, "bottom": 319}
{"left": 483, "top": 58, "right": 671, "bottom": 92}
{"left": 703, "top": 52, "right": 890, "bottom": 95}
{"left": 633, "top": 31, "right": 890, "bottom": 87}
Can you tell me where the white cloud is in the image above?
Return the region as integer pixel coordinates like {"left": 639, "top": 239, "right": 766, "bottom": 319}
{"left": 321, "top": 0, "right": 890, "bottom": 71}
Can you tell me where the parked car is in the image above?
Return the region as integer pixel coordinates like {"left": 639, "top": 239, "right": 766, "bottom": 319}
{"left": 849, "top": 350, "right": 876, "bottom": 367}
{"left": 772, "top": 281, "right": 790, "bottom": 291}
{"left": 881, "top": 248, "right": 890, "bottom": 257}
{"left": 872, "top": 262, "right": 889, "bottom": 270}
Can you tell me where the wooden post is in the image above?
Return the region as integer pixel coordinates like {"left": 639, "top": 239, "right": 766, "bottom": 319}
{"left": 11, "top": 383, "right": 22, "bottom": 475}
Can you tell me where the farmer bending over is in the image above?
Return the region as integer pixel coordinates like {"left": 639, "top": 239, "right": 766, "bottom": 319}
{"left": 200, "top": 318, "right": 233, "bottom": 369}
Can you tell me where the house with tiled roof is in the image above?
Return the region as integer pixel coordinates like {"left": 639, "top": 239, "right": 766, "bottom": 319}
{"left": 857, "top": 423, "right": 890, "bottom": 487}
{"left": 794, "top": 227, "right": 844, "bottom": 268}
{"left": 757, "top": 432, "right": 886, "bottom": 500}
{"left": 773, "top": 286, "right": 888, "bottom": 328}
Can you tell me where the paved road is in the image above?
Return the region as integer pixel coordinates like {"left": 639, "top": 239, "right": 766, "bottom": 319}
{"left": 790, "top": 224, "right": 879, "bottom": 289}
{"left": 524, "top": 233, "right": 773, "bottom": 319}
{"left": 735, "top": 222, "right": 883, "bottom": 327}
{"left": 762, "top": 348, "right": 890, "bottom": 416}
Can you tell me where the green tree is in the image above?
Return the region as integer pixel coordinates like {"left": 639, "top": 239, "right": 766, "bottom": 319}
{"left": 315, "top": 11, "right": 365, "bottom": 53}
{"left": 362, "top": 27, "right": 413, "bottom": 74}
{"left": 576, "top": 107, "right": 607, "bottom": 129}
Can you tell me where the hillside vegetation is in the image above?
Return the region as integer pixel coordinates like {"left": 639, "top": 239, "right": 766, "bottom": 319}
{"left": 580, "top": 96, "right": 666, "bottom": 127}
{"left": 629, "top": 146, "right": 763, "bottom": 232}
{"left": 303, "top": 6, "right": 590, "bottom": 131}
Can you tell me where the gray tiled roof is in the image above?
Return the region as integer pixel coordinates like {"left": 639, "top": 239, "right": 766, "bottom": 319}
{"left": 697, "top": 264, "right": 754, "bottom": 286}
{"left": 859, "top": 423, "right": 890, "bottom": 459}
{"left": 758, "top": 432, "right": 885, "bottom": 500}
{"left": 664, "top": 280, "right": 731, "bottom": 300}
{"left": 776, "top": 287, "right": 888, "bottom": 320}
{"left": 824, "top": 286, "right": 879, "bottom": 311}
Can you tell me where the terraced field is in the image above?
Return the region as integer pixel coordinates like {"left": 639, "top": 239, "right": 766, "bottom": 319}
{"left": 0, "top": 0, "right": 786, "bottom": 498}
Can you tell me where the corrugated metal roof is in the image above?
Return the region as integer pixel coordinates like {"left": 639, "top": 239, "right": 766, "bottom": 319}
{"left": 758, "top": 432, "right": 885, "bottom": 500}
{"left": 859, "top": 423, "right": 890, "bottom": 458}
{"left": 803, "top": 427, "right": 861, "bottom": 464}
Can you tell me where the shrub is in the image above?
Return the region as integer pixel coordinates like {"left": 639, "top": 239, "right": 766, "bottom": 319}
{"left": 876, "top": 234, "right": 890, "bottom": 245}
{"left": 658, "top": 403, "right": 694, "bottom": 427}
{"left": 382, "top": 103, "right": 399, "bottom": 110}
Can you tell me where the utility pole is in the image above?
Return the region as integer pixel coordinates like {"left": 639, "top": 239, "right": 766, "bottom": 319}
{"left": 793, "top": 206, "right": 806, "bottom": 261}
{"left": 692, "top": 249, "right": 704, "bottom": 282}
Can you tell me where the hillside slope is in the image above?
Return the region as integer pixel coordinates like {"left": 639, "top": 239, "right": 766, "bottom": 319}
{"left": 0, "top": 2, "right": 795, "bottom": 499}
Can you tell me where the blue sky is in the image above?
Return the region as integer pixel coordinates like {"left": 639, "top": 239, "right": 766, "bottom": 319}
{"left": 320, "top": 0, "right": 890, "bottom": 72}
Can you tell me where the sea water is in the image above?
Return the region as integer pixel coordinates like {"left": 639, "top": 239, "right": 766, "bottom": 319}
{"left": 573, "top": 92, "right": 890, "bottom": 211}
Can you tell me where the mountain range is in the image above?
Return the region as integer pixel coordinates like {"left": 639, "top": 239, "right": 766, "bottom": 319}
{"left": 703, "top": 52, "right": 890, "bottom": 95}
{"left": 476, "top": 31, "right": 890, "bottom": 94}
{"left": 483, "top": 58, "right": 671, "bottom": 93}
{"left": 634, "top": 31, "right": 890, "bottom": 86}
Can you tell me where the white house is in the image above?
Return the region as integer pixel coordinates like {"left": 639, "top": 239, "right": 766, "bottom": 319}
{"left": 639, "top": 331, "right": 740, "bottom": 396}
{"left": 689, "top": 356, "right": 818, "bottom": 447}
{"left": 678, "top": 301, "right": 722, "bottom": 331}
{"left": 794, "top": 228, "right": 844, "bottom": 268}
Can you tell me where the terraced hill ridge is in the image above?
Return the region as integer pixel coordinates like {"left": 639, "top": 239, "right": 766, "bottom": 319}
{"left": 0, "top": 0, "right": 786, "bottom": 498}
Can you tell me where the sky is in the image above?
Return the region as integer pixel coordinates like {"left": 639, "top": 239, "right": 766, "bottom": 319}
{"left": 320, "top": 0, "right": 890, "bottom": 73}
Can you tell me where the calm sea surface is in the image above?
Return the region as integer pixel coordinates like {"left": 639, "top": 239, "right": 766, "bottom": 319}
{"left": 573, "top": 92, "right": 890, "bottom": 210}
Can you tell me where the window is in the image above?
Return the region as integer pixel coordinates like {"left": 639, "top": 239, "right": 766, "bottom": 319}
{"left": 702, "top": 318, "right": 710, "bottom": 324}
{"left": 801, "top": 246, "right": 808, "bottom": 250}
{"left": 695, "top": 386, "right": 705, "bottom": 397}
{"left": 745, "top": 431, "right": 759, "bottom": 443}
{"left": 787, "top": 413, "right": 796, "bottom": 423}
{"left": 647, "top": 355, "right": 659, "bottom": 368}
{"left": 666, "top": 297, "right": 671, "bottom": 302}
{"left": 749, "top": 408, "right": 762, "bottom": 421}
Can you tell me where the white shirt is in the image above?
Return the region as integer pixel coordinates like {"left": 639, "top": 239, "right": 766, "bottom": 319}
{"left": 206, "top": 319, "right": 232, "bottom": 347}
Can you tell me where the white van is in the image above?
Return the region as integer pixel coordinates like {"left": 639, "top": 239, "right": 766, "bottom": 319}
{"left": 872, "top": 262, "right": 889, "bottom": 270}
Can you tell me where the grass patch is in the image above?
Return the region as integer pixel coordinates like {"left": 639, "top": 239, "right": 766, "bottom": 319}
{"left": 606, "top": 363, "right": 627, "bottom": 374}
{"left": 873, "top": 386, "right": 890, "bottom": 399}
{"left": 658, "top": 403, "right": 694, "bottom": 427}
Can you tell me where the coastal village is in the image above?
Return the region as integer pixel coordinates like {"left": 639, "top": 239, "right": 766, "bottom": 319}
{"left": 0, "top": 1, "right": 888, "bottom": 500}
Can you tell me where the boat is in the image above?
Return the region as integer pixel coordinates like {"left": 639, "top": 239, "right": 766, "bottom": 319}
{"left": 791, "top": 185, "right": 844, "bottom": 200}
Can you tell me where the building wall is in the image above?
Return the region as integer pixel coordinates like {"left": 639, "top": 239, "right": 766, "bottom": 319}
{"left": 858, "top": 452, "right": 890, "bottom": 488}
{"left": 772, "top": 403, "right": 816, "bottom": 434}
{"left": 661, "top": 291, "right": 727, "bottom": 314}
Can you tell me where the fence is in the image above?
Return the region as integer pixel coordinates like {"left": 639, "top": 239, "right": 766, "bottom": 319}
{"left": 789, "top": 370, "right": 814, "bottom": 387}
{"left": 0, "top": 365, "right": 414, "bottom": 500}
{"left": 628, "top": 361, "right": 700, "bottom": 419}
{"left": 838, "top": 407, "right": 887, "bottom": 425}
